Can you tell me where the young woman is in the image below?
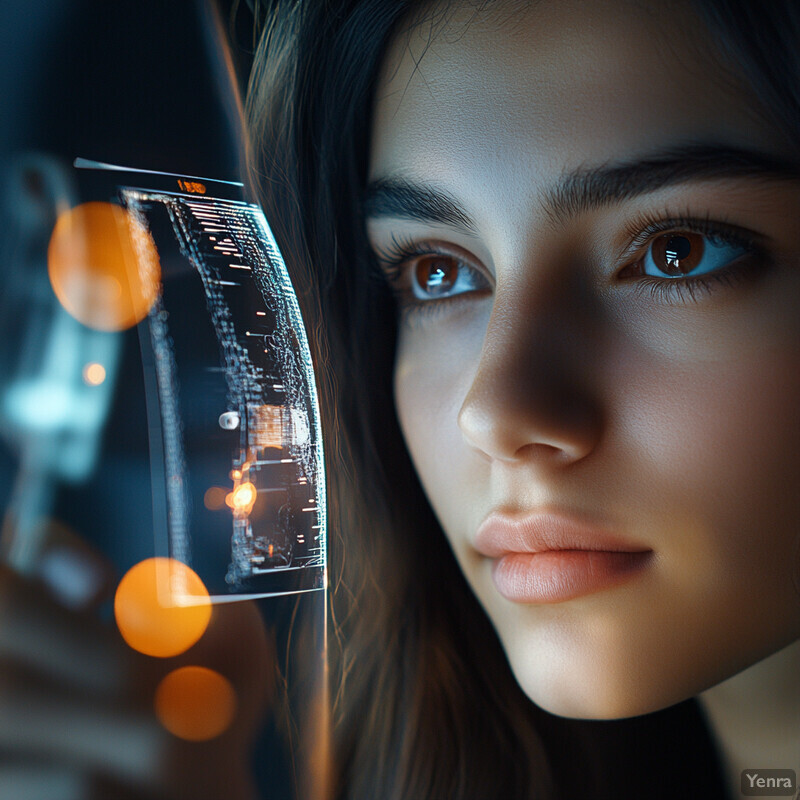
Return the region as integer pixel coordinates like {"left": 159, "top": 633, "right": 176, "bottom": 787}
{"left": 245, "top": 0, "right": 800, "bottom": 797}
{"left": 0, "top": 1, "right": 797, "bottom": 798}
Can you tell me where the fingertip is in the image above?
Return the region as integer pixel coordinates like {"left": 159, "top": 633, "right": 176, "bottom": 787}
{"left": 36, "top": 545, "right": 109, "bottom": 611}
{"left": 31, "top": 520, "right": 116, "bottom": 611}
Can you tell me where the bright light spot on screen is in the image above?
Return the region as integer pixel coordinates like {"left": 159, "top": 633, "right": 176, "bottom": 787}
{"left": 82, "top": 362, "right": 106, "bottom": 385}
{"left": 290, "top": 408, "right": 310, "bottom": 445}
{"left": 114, "top": 558, "right": 211, "bottom": 657}
{"left": 226, "top": 482, "right": 257, "bottom": 514}
{"left": 154, "top": 666, "right": 236, "bottom": 741}
{"left": 48, "top": 202, "right": 161, "bottom": 331}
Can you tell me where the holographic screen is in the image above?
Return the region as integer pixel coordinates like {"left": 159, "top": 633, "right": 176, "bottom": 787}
{"left": 76, "top": 159, "right": 326, "bottom": 602}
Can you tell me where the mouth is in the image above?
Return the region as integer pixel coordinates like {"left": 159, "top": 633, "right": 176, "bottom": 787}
{"left": 474, "top": 510, "right": 654, "bottom": 604}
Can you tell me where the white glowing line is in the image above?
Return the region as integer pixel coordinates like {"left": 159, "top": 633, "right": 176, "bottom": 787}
{"left": 73, "top": 157, "right": 244, "bottom": 186}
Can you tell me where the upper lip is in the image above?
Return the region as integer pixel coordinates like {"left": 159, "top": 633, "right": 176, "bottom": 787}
{"left": 473, "top": 510, "right": 652, "bottom": 558}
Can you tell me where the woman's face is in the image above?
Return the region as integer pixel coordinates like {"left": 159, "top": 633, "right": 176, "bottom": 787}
{"left": 366, "top": 0, "right": 800, "bottom": 719}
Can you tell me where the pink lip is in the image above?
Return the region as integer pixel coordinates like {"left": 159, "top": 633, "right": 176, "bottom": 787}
{"left": 474, "top": 511, "right": 653, "bottom": 603}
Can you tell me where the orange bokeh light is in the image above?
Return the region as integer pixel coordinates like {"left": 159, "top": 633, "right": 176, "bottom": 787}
{"left": 48, "top": 201, "right": 161, "bottom": 331}
{"left": 82, "top": 361, "right": 106, "bottom": 386}
{"left": 203, "top": 486, "right": 228, "bottom": 511}
{"left": 155, "top": 666, "right": 236, "bottom": 742}
{"left": 114, "top": 558, "right": 211, "bottom": 658}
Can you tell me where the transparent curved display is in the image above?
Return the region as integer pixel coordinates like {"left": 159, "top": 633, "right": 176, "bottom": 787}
{"left": 76, "top": 160, "right": 326, "bottom": 601}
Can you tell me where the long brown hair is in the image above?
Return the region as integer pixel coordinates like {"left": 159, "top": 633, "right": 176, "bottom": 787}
{"left": 243, "top": 2, "right": 800, "bottom": 797}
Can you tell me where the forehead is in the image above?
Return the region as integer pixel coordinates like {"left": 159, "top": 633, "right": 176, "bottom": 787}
{"left": 369, "top": 0, "right": 779, "bottom": 191}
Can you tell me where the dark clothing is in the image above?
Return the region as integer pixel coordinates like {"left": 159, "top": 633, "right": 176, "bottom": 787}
{"left": 545, "top": 699, "right": 732, "bottom": 799}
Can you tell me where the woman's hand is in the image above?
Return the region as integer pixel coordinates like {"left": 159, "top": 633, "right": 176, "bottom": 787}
{"left": 0, "top": 526, "right": 273, "bottom": 799}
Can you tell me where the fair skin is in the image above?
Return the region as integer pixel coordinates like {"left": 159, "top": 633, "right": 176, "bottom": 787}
{"left": 366, "top": 0, "right": 800, "bottom": 791}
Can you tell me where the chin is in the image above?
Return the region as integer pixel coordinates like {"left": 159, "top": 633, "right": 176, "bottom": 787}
{"left": 507, "top": 654, "right": 703, "bottom": 722}
{"left": 521, "top": 680, "right": 690, "bottom": 721}
{"left": 532, "top": 691, "right": 678, "bottom": 721}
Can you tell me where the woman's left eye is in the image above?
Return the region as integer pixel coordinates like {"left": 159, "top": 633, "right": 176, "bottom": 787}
{"left": 639, "top": 231, "right": 750, "bottom": 279}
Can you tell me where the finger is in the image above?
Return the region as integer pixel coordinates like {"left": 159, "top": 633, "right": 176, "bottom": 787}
{"left": 0, "top": 670, "right": 165, "bottom": 788}
{"left": 0, "top": 565, "right": 126, "bottom": 695}
{"left": 0, "top": 669, "right": 257, "bottom": 800}
{"left": 0, "top": 762, "right": 88, "bottom": 800}
{"left": 33, "top": 519, "right": 116, "bottom": 612}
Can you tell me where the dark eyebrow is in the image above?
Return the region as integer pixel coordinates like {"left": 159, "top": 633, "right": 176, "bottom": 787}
{"left": 364, "top": 143, "right": 800, "bottom": 231}
{"left": 364, "top": 176, "right": 478, "bottom": 234}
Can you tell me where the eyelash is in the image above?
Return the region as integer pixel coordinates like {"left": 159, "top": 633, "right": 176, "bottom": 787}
{"left": 619, "top": 211, "right": 768, "bottom": 303}
{"left": 373, "top": 234, "right": 489, "bottom": 318}
{"left": 372, "top": 213, "right": 770, "bottom": 314}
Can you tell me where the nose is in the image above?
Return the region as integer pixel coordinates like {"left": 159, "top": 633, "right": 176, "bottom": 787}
{"left": 457, "top": 280, "right": 603, "bottom": 466}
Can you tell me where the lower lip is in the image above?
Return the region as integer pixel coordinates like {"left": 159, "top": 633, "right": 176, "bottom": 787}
{"left": 491, "top": 550, "right": 653, "bottom": 603}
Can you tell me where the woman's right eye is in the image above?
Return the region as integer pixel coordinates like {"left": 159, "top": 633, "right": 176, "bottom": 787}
{"left": 374, "top": 239, "right": 492, "bottom": 310}
{"left": 410, "top": 253, "right": 489, "bottom": 300}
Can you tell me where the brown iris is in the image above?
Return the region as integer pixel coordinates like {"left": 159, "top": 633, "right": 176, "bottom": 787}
{"left": 414, "top": 255, "right": 459, "bottom": 297}
{"left": 651, "top": 232, "right": 704, "bottom": 276}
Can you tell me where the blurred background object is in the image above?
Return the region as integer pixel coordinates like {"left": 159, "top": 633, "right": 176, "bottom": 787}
{"left": 0, "top": 0, "right": 245, "bottom": 572}
{"left": 0, "top": 2, "right": 323, "bottom": 797}
{"left": 0, "top": 155, "right": 124, "bottom": 571}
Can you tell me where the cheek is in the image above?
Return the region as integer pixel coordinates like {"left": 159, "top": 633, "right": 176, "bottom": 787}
{"left": 625, "top": 353, "right": 800, "bottom": 518}
{"left": 628, "top": 345, "right": 800, "bottom": 583}
{"left": 393, "top": 312, "right": 486, "bottom": 523}
{"left": 603, "top": 325, "right": 800, "bottom": 701}
{"left": 614, "top": 284, "right": 800, "bottom": 589}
